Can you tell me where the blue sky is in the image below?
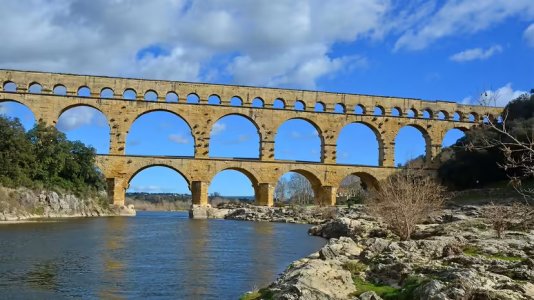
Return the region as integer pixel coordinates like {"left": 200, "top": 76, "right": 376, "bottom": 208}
{"left": 1, "top": 0, "right": 533, "bottom": 196}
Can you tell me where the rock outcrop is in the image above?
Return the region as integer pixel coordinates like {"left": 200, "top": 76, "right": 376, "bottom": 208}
{"left": 0, "top": 187, "right": 135, "bottom": 222}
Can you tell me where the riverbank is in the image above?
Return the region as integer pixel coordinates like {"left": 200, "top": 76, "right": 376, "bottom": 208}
{"left": 0, "top": 186, "right": 135, "bottom": 222}
{"left": 229, "top": 203, "right": 533, "bottom": 299}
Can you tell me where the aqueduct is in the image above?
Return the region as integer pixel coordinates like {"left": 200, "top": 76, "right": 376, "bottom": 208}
{"left": 0, "top": 69, "right": 501, "bottom": 206}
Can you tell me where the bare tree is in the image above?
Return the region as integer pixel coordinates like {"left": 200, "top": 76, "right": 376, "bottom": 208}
{"left": 287, "top": 173, "right": 314, "bottom": 205}
{"left": 274, "top": 177, "right": 288, "bottom": 203}
{"left": 366, "top": 168, "right": 447, "bottom": 240}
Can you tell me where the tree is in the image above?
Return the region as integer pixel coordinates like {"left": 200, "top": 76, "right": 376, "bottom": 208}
{"left": 366, "top": 168, "right": 447, "bottom": 240}
{"left": 0, "top": 117, "right": 34, "bottom": 187}
{"left": 274, "top": 177, "right": 288, "bottom": 203}
{"left": 286, "top": 173, "right": 314, "bottom": 205}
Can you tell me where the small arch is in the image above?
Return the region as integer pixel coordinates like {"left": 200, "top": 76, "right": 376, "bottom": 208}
{"left": 452, "top": 112, "right": 462, "bottom": 121}
{"left": 251, "top": 97, "right": 264, "bottom": 108}
{"left": 437, "top": 111, "right": 448, "bottom": 120}
{"left": 407, "top": 108, "right": 417, "bottom": 118}
{"left": 273, "top": 98, "right": 285, "bottom": 109}
{"left": 230, "top": 96, "right": 242, "bottom": 106}
{"left": 123, "top": 88, "right": 137, "bottom": 100}
{"left": 28, "top": 82, "right": 42, "bottom": 94}
{"left": 373, "top": 105, "right": 384, "bottom": 116}
{"left": 314, "top": 102, "right": 325, "bottom": 112}
{"left": 166, "top": 92, "right": 178, "bottom": 102}
{"left": 208, "top": 94, "right": 221, "bottom": 105}
{"left": 53, "top": 84, "right": 67, "bottom": 96}
{"left": 100, "top": 88, "right": 114, "bottom": 99}
{"left": 144, "top": 90, "right": 158, "bottom": 101}
{"left": 187, "top": 93, "right": 200, "bottom": 104}
{"left": 391, "top": 107, "right": 401, "bottom": 117}
{"left": 77, "top": 86, "right": 91, "bottom": 97}
{"left": 354, "top": 104, "right": 365, "bottom": 115}
{"left": 334, "top": 103, "right": 345, "bottom": 114}
{"left": 294, "top": 100, "right": 305, "bottom": 111}
{"left": 468, "top": 113, "right": 478, "bottom": 122}
{"left": 422, "top": 109, "right": 433, "bottom": 119}
{"left": 3, "top": 81, "right": 17, "bottom": 92}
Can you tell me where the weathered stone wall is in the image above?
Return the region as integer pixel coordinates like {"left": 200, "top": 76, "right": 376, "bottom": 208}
{"left": 0, "top": 69, "right": 502, "bottom": 206}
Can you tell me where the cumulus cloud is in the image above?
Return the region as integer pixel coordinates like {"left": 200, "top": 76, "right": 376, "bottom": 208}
{"left": 0, "top": 104, "right": 8, "bottom": 114}
{"left": 168, "top": 133, "right": 190, "bottom": 144}
{"left": 450, "top": 45, "right": 503, "bottom": 62}
{"left": 462, "top": 83, "right": 528, "bottom": 107}
{"left": 211, "top": 123, "right": 226, "bottom": 135}
{"left": 524, "top": 23, "right": 534, "bottom": 47}
{"left": 394, "top": 0, "right": 534, "bottom": 51}
{"left": 0, "top": 0, "right": 390, "bottom": 89}
{"left": 56, "top": 106, "right": 105, "bottom": 131}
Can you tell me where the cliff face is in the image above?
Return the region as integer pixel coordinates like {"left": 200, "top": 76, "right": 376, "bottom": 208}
{"left": 0, "top": 187, "right": 135, "bottom": 221}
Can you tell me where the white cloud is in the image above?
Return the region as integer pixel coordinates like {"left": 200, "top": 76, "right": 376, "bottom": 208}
{"left": 211, "top": 123, "right": 226, "bottom": 135}
{"left": 524, "top": 23, "right": 534, "bottom": 47}
{"left": 129, "top": 185, "right": 163, "bottom": 193}
{"left": 0, "top": 0, "right": 390, "bottom": 89}
{"left": 0, "top": 104, "right": 8, "bottom": 114}
{"left": 168, "top": 133, "right": 189, "bottom": 144}
{"left": 56, "top": 106, "right": 103, "bottom": 131}
{"left": 394, "top": 0, "right": 534, "bottom": 51}
{"left": 450, "top": 45, "right": 503, "bottom": 62}
{"left": 462, "top": 83, "right": 528, "bottom": 107}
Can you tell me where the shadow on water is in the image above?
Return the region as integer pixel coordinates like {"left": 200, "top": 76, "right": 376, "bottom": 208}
{"left": 25, "top": 261, "right": 59, "bottom": 291}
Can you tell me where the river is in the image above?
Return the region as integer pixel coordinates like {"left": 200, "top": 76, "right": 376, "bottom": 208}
{"left": 0, "top": 211, "right": 325, "bottom": 299}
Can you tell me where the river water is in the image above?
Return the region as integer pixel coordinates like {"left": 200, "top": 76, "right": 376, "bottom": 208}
{"left": 0, "top": 211, "right": 325, "bottom": 299}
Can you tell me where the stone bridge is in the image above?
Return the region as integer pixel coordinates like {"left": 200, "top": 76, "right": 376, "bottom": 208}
{"left": 0, "top": 69, "right": 501, "bottom": 206}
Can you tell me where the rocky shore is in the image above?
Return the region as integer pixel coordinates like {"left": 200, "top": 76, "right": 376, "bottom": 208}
{"left": 0, "top": 187, "right": 135, "bottom": 222}
{"left": 224, "top": 204, "right": 533, "bottom": 300}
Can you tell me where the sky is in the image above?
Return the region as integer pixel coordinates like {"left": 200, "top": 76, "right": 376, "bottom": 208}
{"left": 0, "top": 0, "right": 533, "bottom": 196}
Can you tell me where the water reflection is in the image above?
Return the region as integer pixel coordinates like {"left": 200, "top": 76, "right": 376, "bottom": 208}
{"left": 100, "top": 217, "right": 128, "bottom": 299}
{"left": 184, "top": 219, "right": 211, "bottom": 298}
{"left": 26, "top": 261, "right": 58, "bottom": 291}
{"left": 251, "top": 222, "right": 275, "bottom": 288}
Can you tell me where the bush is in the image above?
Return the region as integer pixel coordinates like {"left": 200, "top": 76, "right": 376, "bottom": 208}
{"left": 366, "top": 169, "right": 448, "bottom": 240}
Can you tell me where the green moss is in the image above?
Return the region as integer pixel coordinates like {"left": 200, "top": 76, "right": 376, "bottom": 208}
{"left": 353, "top": 277, "right": 398, "bottom": 298}
{"left": 33, "top": 206, "right": 45, "bottom": 215}
{"left": 352, "top": 276, "right": 430, "bottom": 299}
{"left": 239, "top": 288, "right": 273, "bottom": 300}
{"left": 463, "top": 245, "right": 523, "bottom": 262}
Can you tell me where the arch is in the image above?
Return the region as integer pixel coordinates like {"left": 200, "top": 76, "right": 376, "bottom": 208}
{"left": 123, "top": 88, "right": 137, "bottom": 100}
{"left": 53, "top": 84, "right": 67, "bottom": 96}
{"left": 468, "top": 113, "right": 478, "bottom": 122}
{"left": 391, "top": 107, "right": 401, "bottom": 117}
{"left": 394, "top": 124, "right": 430, "bottom": 167}
{"left": 442, "top": 128, "right": 466, "bottom": 148}
{"left": 209, "top": 114, "right": 261, "bottom": 159}
{"left": 354, "top": 104, "right": 365, "bottom": 115}
{"left": 251, "top": 97, "right": 264, "bottom": 108}
{"left": 273, "top": 98, "right": 285, "bottom": 109}
{"left": 77, "top": 86, "right": 91, "bottom": 97}
{"left": 452, "top": 111, "right": 462, "bottom": 121}
{"left": 57, "top": 105, "right": 111, "bottom": 154}
{"left": 28, "top": 82, "right": 42, "bottom": 93}
{"left": 437, "top": 111, "right": 448, "bottom": 120}
{"left": 373, "top": 105, "right": 384, "bottom": 116}
{"left": 208, "top": 168, "right": 258, "bottom": 201}
{"left": 208, "top": 94, "right": 221, "bottom": 105}
{"left": 275, "top": 118, "right": 323, "bottom": 162}
{"left": 100, "top": 88, "right": 114, "bottom": 99}
{"left": 3, "top": 81, "right": 17, "bottom": 92}
{"left": 337, "top": 172, "right": 380, "bottom": 205}
{"left": 127, "top": 164, "right": 191, "bottom": 194}
{"left": 334, "top": 103, "right": 345, "bottom": 114}
{"left": 187, "top": 93, "right": 200, "bottom": 104}
{"left": 336, "top": 122, "right": 382, "bottom": 166}
{"left": 0, "top": 100, "right": 36, "bottom": 130}
{"left": 127, "top": 110, "right": 194, "bottom": 156}
{"left": 422, "top": 109, "right": 433, "bottom": 119}
{"left": 407, "top": 108, "right": 417, "bottom": 118}
{"left": 314, "top": 102, "right": 325, "bottom": 112}
{"left": 166, "top": 92, "right": 179, "bottom": 102}
{"left": 294, "top": 100, "right": 305, "bottom": 111}
{"left": 144, "top": 90, "right": 158, "bottom": 101}
{"left": 275, "top": 170, "right": 320, "bottom": 205}
{"left": 230, "top": 96, "right": 242, "bottom": 106}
